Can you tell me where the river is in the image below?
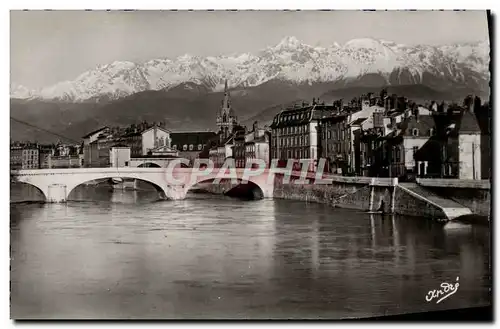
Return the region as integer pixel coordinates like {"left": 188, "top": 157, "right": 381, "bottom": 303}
{"left": 10, "top": 183, "right": 491, "bottom": 319}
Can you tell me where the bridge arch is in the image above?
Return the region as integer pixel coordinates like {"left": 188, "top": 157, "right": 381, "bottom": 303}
{"left": 137, "top": 162, "right": 162, "bottom": 168}
{"left": 11, "top": 181, "right": 47, "bottom": 202}
{"left": 66, "top": 177, "right": 168, "bottom": 201}
{"left": 186, "top": 176, "right": 266, "bottom": 200}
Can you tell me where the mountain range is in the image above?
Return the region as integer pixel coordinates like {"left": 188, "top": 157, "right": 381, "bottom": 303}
{"left": 10, "top": 36, "right": 490, "bottom": 143}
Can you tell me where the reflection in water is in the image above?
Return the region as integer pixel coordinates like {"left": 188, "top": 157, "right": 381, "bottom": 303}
{"left": 10, "top": 184, "right": 491, "bottom": 319}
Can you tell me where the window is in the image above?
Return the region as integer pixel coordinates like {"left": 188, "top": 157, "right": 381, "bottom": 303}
{"left": 328, "top": 131, "right": 332, "bottom": 139}
{"left": 183, "top": 144, "right": 188, "bottom": 151}
{"left": 413, "top": 146, "right": 419, "bottom": 158}
{"left": 198, "top": 144, "right": 203, "bottom": 150}
{"left": 429, "top": 128, "right": 435, "bottom": 136}
{"left": 189, "top": 144, "right": 194, "bottom": 151}
{"left": 412, "top": 128, "right": 419, "bottom": 137}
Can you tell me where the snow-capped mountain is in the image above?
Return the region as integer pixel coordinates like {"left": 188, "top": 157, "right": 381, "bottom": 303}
{"left": 10, "top": 83, "right": 37, "bottom": 99}
{"left": 12, "top": 36, "right": 490, "bottom": 102}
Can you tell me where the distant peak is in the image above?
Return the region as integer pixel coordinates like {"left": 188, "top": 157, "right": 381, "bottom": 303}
{"left": 177, "top": 53, "right": 199, "bottom": 61}
{"left": 344, "top": 37, "right": 384, "bottom": 48}
{"left": 275, "top": 36, "right": 302, "bottom": 49}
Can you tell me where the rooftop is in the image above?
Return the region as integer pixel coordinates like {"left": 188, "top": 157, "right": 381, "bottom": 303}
{"left": 82, "top": 126, "right": 109, "bottom": 139}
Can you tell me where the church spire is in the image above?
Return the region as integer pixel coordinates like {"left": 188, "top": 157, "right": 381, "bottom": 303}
{"left": 222, "top": 80, "right": 230, "bottom": 109}
{"left": 216, "top": 79, "right": 238, "bottom": 140}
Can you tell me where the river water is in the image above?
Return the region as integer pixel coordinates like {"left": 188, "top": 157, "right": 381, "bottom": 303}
{"left": 10, "top": 184, "right": 491, "bottom": 319}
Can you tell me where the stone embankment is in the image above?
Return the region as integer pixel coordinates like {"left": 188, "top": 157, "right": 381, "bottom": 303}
{"left": 182, "top": 173, "right": 490, "bottom": 221}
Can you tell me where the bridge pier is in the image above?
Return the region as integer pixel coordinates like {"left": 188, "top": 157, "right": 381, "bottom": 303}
{"left": 165, "top": 185, "right": 188, "bottom": 200}
{"left": 47, "top": 184, "right": 67, "bottom": 203}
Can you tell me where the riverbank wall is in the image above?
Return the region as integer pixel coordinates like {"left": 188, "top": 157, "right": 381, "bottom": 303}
{"left": 272, "top": 174, "right": 398, "bottom": 212}
{"left": 416, "top": 179, "right": 491, "bottom": 217}
{"left": 271, "top": 175, "right": 489, "bottom": 220}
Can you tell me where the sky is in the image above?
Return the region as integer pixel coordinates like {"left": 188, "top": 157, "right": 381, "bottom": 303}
{"left": 10, "top": 10, "right": 489, "bottom": 89}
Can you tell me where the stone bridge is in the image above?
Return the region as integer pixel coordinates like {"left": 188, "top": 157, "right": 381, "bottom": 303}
{"left": 11, "top": 167, "right": 277, "bottom": 203}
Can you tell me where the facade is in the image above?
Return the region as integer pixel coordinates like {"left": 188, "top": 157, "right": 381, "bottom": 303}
{"left": 361, "top": 107, "right": 436, "bottom": 179}
{"left": 141, "top": 126, "right": 172, "bottom": 156}
{"left": 120, "top": 132, "right": 143, "bottom": 157}
{"left": 344, "top": 104, "right": 386, "bottom": 175}
{"left": 21, "top": 147, "right": 40, "bottom": 169}
{"left": 82, "top": 127, "right": 110, "bottom": 167}
{"left": 233, "top": 122, "right": 271, "bottom": 168}
{"left": 445, "top": 110, "right": 482, "bottom": 180}
{"left": 39, "top": 144, "right": 56, "bottom": 169}
{"left": 319, "top": 113, "right": 348, "bottom": 174}
{"left": 244, "top": 123, "right": 270, "bottom": 168}
{"left": 10, "top": 146, "right": 23, "bottom": 170}
{"left": 233, "top": 129, "right": 247, "bottom": 168}
{"left": 171, "top": 131, "right": 218, "bottom": 164}
{"left": 270, "top": 101, "right": 335, "bottom": 171}
{"left": 110, "top": 146, "right": 131, "bottom": 168}
{"left": 210, "top": 136, "right": 236, "bottom": 168}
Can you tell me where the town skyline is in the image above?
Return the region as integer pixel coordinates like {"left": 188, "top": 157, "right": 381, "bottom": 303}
{"left": 11, "top": 10, "right": 489, "bottom": 89}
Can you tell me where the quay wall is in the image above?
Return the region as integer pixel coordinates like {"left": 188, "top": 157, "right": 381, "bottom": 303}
{"left": 416, "top": 179, "right": 491, "bottom": 216}
{"left": 272, "top": 174, "right": 396, "bottom": 212}
{"left": 392, "top": 186, "right": 447, "bottom": 219}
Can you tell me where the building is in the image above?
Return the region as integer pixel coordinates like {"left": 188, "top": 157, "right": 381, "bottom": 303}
{"left": 21, "top": 146, "right": 40, "bottom": 169}
{"left": 216, "top": 80, "right": 238, "bottom": 142}
{"left": 209, "top": 80, "right": 244, "bottom": 167}
{"left": 171, "top": 131, "right": 218, "bottom": 164}
{"left": 443, "top": 108, "right": 482, "bottom": 180}
{"left": 10, "top": 146, "right": 23, "bottom": 170}
{"left": 319, "top": 112, "right": 348, "bottom": 174}
{"left": 244, "top": 122, "right": 270, "bottom": 168}
{"left": 39, "top": 144, "right": 56, "bottom": 169}
{"left": 210, "top": 134, "right": 237, "bottom": 168}
{"left": 109, "top": 146, "right": 131, "bottom": 168}
{"left": 82, "top": 127, "right": 110, "bottom": 167}
{"left": 270, "top": 100, "right": 336, "bottom": 172}
{"left": 344, "top": 104, "right": 386, "bottom": 175}
{"left": 141, "top": 125, "right": 173, "bottom": 155}
{"left": 233, "top": 129, "right": 247, "bottom": 168}
{"left": 355, "top": 94, "right": 486, "bottom": 181}
{"left": 49, "top": 155, "right": 82, "bottom": 169}
{"left": 120, "top": 132, "right": 143, "bottom": 157}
